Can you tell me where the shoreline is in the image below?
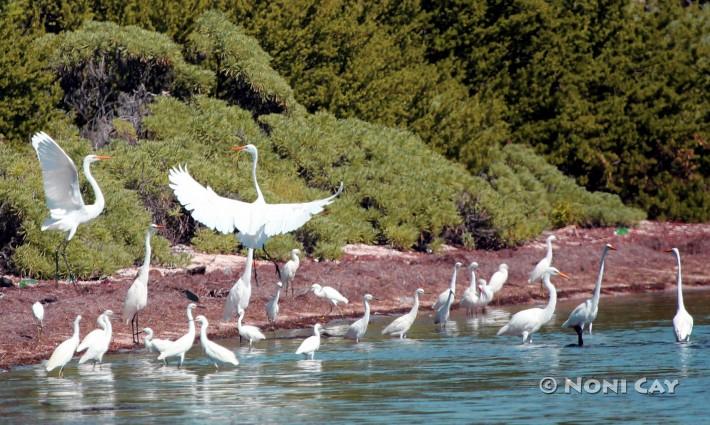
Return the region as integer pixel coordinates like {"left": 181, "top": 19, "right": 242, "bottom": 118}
{"left": 1, "top": 220, "right": 709, "bottom": 371}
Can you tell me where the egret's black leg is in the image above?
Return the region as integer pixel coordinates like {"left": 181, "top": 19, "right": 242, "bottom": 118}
{"left": 574, "top": 325, "right": 584, "bottom": 346}
{"left": 60, "top": 242, "right": 78, "bottom": 291}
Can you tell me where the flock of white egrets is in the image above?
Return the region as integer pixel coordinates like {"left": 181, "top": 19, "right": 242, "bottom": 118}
{"left": 28, "top": 132, "right": 694, "bottom": 377}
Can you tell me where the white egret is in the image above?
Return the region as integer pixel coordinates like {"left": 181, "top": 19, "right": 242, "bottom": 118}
{"left": 280, "top": 248, "right": 301, "bottom": 297}
{"left": 668, "top": 248, "right": 693, "bottom": 342}
{"left": 382, "top": 288, "right": 424, "bottom": 339}
{"left": 295, "top": 323, "right": 322, "bottom": 360}
{"left": 497, "top": 267, "right": 569, "bottom": 343}
{"left": 31, "top": 132, "right": 111, "bottom": 284}
{"left": 46, "top": 315, "right": 81, "bottom": 377}
{"left": 529, "top": 235, "right": 556, "bottom": 293}
{"left": 77, "top": 310, "right": 114, "bottom": 369}
{"left": 142, "top": 327, "right": 173, "bottom": 356}
{"left": 265, "top": 281, "right": 283, "bottom": 324}
{"left": 223, "top": 248, "right": 254, "bottom": 321}
{"left": 123, "top": 223, "right": 164, "bottom": 344}
{"left": 345, "top": 294, "right": 373, "bottom": 343}
{"left": 460, "top": 262, "right": 480, "bottom": 316}
{"left": 477, "top": 278, "right": 494, "bottom": 311}
{"left": 434, "top": 289, "right": 454, "bottom": 325}
{"left": 311, "top": 283, "right": 348, "bottom": 316}
{"left": 488, "top": 263, "right": 509, "bottom": 294}
{"left": 561, "top": 244, "right": 615, "bottom": 345}
{"left": 157, "top": 303, "right": 197, "bottom": 367}
{"left": 432, "top": 262, "right": 463, "bottom": 310}
{"left": 237, "top": 309, "right": 266, "bottom": 348}
{"left": 195, "top": 315, "right": 239, "bottom": 368}
{"left": 32, "top": 301, "right": 44, "bottom": 339}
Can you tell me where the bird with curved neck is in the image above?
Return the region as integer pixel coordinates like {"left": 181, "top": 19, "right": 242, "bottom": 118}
{"left": 434, "top": 289, "right": 455, "bottom": 325}
{"left": 529, "top": 235, "right": 557, "bottom": 293}
{"left": 32, "top": 132, "right": 111, "bottom": 286}
{"left": 77, "top": 310, "right": 114, "bottom": 369}
{"left": 237, "top": 308, "right": 266, "bottom": 348}
{"left": 195, "top": 315, "right": 239, "bottom": 368}
{"left": 123, "top": 224, "right": 164, "bottom": 344}
{"left": 498, "top": 267, "right": 569, "bottom": 344}
{"left": 477, "top": 279, "right": 493, "bottom": 311}
{"left": 382, "top": 288, "right": 424, "bottom": 339}
{"left": 46, "top": 315, "right": 82, "bottom": 377}
{"left": 296, "top": 324, "right": 322, "bottom": 360}
{"left": 433, "top": 262, "right": 462, "bottom": 311}
{"left": 158, "top": 303, "right": 197, "bottom": 367}
{"left": 345, "top": 294, "right": 373, "bottom": 343}
{"left": 311, "top": 283, "right": 349, "bottom": 316}
{"left": 223, "top": 248, "right": 254, "bottom": 321}
{"left": 280, "top": 249, "right": 301, "bottom": 297}
{"left": 561, "top": 244, "right": 615, "bottom": 345}
{"left": 265, "top": 281, "right": 283, "bottom": 325}
{"left": 460, "top": 262, "right": 480, "bottom": 316}
{"left": 488, "top": 263, "right": 509, "bottom": 295}
{"left": 667, "top": 248, "right": 693, "bottom": 342}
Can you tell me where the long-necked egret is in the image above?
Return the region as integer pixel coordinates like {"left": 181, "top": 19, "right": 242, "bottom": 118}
{"left": 280, "top": 248, "right": 300, "bottom": 297}
{"left": 265, "top": 281, "right": 283, "bottom": 324}
{"left": 529, "top": 235, "right": 556, "bottom": 293}
{"left": 488, "top": 263, "right": 509, "bottom": 294}
{"left": 295, "top": 324, "right": 322, "bottom": 360}
{"left": 32, "top": 301, "right": 44, "bottom": 339}
{"left": 77, "top": 310, "right": 114, "bottom": 369}
{"left": 477, "top": 278, "right": 493, "bottom": 311}
{"left": 433, "top": 262, "right": 462, "bottom": 310}
{"left": 668, "top": 248, "right": 693, "bottom": 342}
{"left": 434, "top": 289, "right": 454, "bottom": 325}
{"left": 223, "top": 248, "right": 254, "bottom": 321}
{"left": 123, "top": 224, "right": 163, "bottom": 344}
{"left": 562, "top": 244, "right": 615, "bottom": 345}
{"left": 498, "top": 267, "right": 569, "bottom": 343}
{"left": 142, "top": 327, "right": 173, "bottom": 356}
{"left": 345, "top": 294, "right": 373, "bottom": 343}
{"left": 195, "top": 315, "right": 239, "bottom": 368}
{"left": 237, "top": 309, "right": 266, "bottom": 348}
{"left": 46, "top": 315, "right": 81, "bottom": 377}
{"left": 311, "top": 283, "right": 348, "bottom": 316}
{"left": 31, "top": 132, "right": 111, "bottom": 285}
{"left": 158, "top": 303, "right": 197, "bottom": 367}
{"left": 382, "top": 288, "right": 424, "bottom": 339}
{"left": 460, "top": 262, "right": 479, "bottom": 316}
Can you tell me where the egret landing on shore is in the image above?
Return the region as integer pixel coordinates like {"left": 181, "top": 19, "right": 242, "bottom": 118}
{"left": 46, "top": 315, "right": 81, "bottom": 377}
{"left": 296, "top": 324, "right": 322, "bottom": 360}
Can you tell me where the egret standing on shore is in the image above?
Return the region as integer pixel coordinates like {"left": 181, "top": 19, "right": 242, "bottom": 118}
{"left": 382, "top": 288, "right": 424, "bottom": 339}
{"left": 32, "top": 301, "right": 44, "bottom": 339}
{"left": 77, "top": 310, "right": 114, "bottom": 369}
{"left": 195, "top": 315, "right": 239, "bottom": 368}
{"left": 311, "top": 284, "right": 349, "bottom": 316}
{"left": 668, "top": 248, "right": 693, "bottom": 342}
{"left": 265, "top": 281, "right": 283, "bottom": 325}
{"left": 296, "top": 324, "right": 322, "bottom": 360}
{"left": 31, "top": 132, "right": 111, "bottom": 285}
{"left": 280, "top": 249, "right": 301, "bottom": 297}
{"left": 46, "top": 315, "right": 81, "bottom": 377}
{"left": 345, "top": 294, "right": 373, "bottom": 343}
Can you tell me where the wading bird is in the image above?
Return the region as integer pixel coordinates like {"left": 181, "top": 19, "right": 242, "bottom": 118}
{"left": 237, "top": 309, "right": 266, "bottom": 348}
{"left": 46, "top": 315, "right": 81, "bottom": 377}
{"left": 142, "top": 327, "right": 173, "bottom": 362}
{"left": 311, "top": 284, "right": 348, "bottom": 316}
{"left": 434, "top": 289, "right": 455, "bottom": 325}
{"left": 280, "top": 249, "right": 301, "bottom": 297}
{"left": 123, "top": 224, "right": 163, "bottom": 344}
{"left": 382, "top": 288, "right": 424, "bottom": 339}
{"left": 668, "top": 248, "right": 693, "bottom": 342}
{"left": 488, "top": 264, "right": 509, "bottom": 294}
{"left": 158, "top": 303, "right": 197, "bottom": 367}
{"left": 460, "top": 262, "right": 480, "bottom": 316}
{"left": 31, "top": 132, "right": 111, "bottom": 286}
{"left": 32, "top": 301, "right": 44, "bottom": 339}
{"left": 497, "top": 267, "right": 569, "bottom": 344}
{"left": 345, "top": 294, "right": 373, "bottom": 343}
{"left": 529, "top": 235, "right": 557, "bottom": 293}
{"left": 265, "top": 281, "right": 283, "bottom": 325}
{"left": 477, "top": 279, "right": 493, "bottom": 312}
{"left": 296, "top": 324, "right": 322, "bottom": 360}
{"left": 77, "top": 310, "right": 113, "bottom": 369}
{"left": 223, "top": 248, "right": 254, "bottom": 321}
{"left": 195, "top": 315, "right": 239, "bottom": 368}
{"left": 433, "top": 262, "right": 462, "bottom": 311}
{"left": 561, "top": 244, "right": 615, "bottom": 346}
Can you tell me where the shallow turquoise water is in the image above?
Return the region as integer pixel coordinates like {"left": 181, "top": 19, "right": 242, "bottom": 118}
{"left": 1, "top": 290, "right": 709, "bottom": 424}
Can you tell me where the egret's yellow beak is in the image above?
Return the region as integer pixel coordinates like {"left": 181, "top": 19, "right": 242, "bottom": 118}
{"left": 558, "top": 272, "right": 571, "bottom": 280}
{"left": 231, "top": 146, "right": 247, "bottom": 152}
{"left": 608, "top": 245, "right": 617, "bottom": 251}
{"left": 96, "top": 155, "right": 112, "bottom": 160}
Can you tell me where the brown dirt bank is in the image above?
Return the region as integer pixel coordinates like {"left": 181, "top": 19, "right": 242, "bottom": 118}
{"left": 1, "top": 220, "right": 709, "bottom": 371}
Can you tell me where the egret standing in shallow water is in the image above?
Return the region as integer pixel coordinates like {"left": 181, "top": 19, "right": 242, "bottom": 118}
{"left": 223, "top": 248, "right": 254, "bottom": 321}
{"left": 32, "top": 301, "right": 44, "bottom": 339}
{"left": 237, "top": 309, "right": 266, "bottom": 348}
{"left": 668, "top": 248, "right": 693, "bottom": 342}
{"left": 476, "top": 279, "right": 493, "bottom": 312}
{"left": 562, "top": 244, "right": 615, "bottom": 345}
{"left": 296, "top": 324, "right": 322, "bottom": 360}
{"left": 265, "top": 281, "right": 283, "bottom": 325}
{"left": 158, "top": 303, "right": 197, "bottom": 367}
{"left": 142, "top": 327, "right": 173, "bottom": 360}
{"left": 345, "top": 294, "right": 373, "bottom": 343}
{"left": 31, "top": 132, "right": 111, "bottom": 285}
{"left": 77, "top": 310, "right": 114, "bottom": 369}
{"left": 382, "top": 288, "right": 424, "bottom": 339}
{"left": 529, "top": 235, "right": 556, "bottom": 293}
{"left": 195, "top": 315, "right": 239, "bottom": 368}
{"left": 488, "top": 264, "right": 509, "bottom": 295}
{"left": 460, "top": 262, "right": 480, "bottom": 316}
{"left": 123, "top": 224, "right": 163, "bottom": 344}
{"left": 498, "top": 267, "right": 568, "bottom": 343}
{"left": 311, "top": 284, "right": 348, "bottom": 316}
{"left": 46, "top": 315, "right": 81, "bottom": 377}
{"left": 434, "top": 289, "right": 455, "bottom": 325}
{"left": 280, "top": 249, "right": 301, "bottom": 297}
{"left": 433, "top": 262, "right": 462, "bottom": 311}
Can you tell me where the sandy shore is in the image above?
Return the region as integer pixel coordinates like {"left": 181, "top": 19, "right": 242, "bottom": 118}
{"left": 1, "top": 220, "right": 709, "bottom": 371}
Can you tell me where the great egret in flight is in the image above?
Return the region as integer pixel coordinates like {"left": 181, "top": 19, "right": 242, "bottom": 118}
{"left": 561, "top": 244, "right": 615, "bottom": 345}
{"left": 345, "top": 294, "right": 373, "bottom": 343}
{"left": 158, "top": 303, "right": 197, "bottom": 367}
{"left": 382, "top": 288, "right": 424, "bottom": 339}
{"left": 76, "top": 310, "right": 114, "bottom": 369}
{"left": 433, "top": 262, "right": 462, "bottom": 310}
{"left": 296, "top": 323, "right": 322, "bottom": 360}
{"left": 31, "top": 132, "right": 111, "bottom": 285}
{"left": 123, "top": 224, "right": 164, "bottom": 344}
{"left": 195, "top": 315, "right": 239, "bottom": 368}
{"left": 237, "top": 308, "right": 266, "bottom": 348}
{"left": 488, "top": 264, "right": 509, "bottom": 294}
{"left": 529, "top": 235, "right": 556, "bottom": 293}
{"left": 280, "top": 249, "right": 301, "bottom": 297}
{"left": 460, "top": 262, "right": 479, "bottom": 316}
{"left": 311, "top": 284, "right": 349, "bottom": 316}
{"left": 498, "top": 267, "right": 569, "bottom": 344}
{"left": 668, "top": 248, "right": 693, "bottom": 342}
{"left": 265, "top": 281, "right": 283, "bottom": 325}
{"left": 46, "top": 315, "right": 81, "bottom": 377}
{"left": 32, "top": 301, "right": 44, "bottom": 339}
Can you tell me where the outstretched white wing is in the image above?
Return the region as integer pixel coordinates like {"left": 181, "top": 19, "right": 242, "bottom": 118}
{"left": 31, "top": 132, "right": 85, "bottom": 214}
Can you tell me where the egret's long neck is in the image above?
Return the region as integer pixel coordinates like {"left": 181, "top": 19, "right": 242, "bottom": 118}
{"left": 72, "top": 318, "right": 81, "bottom": 340}
{"left": 591, "top": 248, "right": 609, "bottom": 308}
{"left": 138, "top": 230, "right": 152, "bottom": 281}
{"left": 199, "top": 321, "right": 208, "bottom": 345}
{"left": 274, "top": 287, "right": 281, "bottom": 304}
{"left": 409, "top": 292, "right": 420, "bottom": 316}
{"left": 469, "top": 269, "right": 477, "bottom": 295}
{"left": 104, "top": 315, "right": 112, "bottom": 337}
{"left": 145, "top": 330, "right": 153, "bottom": 342}
{"left": 242, "top": 248, "right": 254, "bottom": 288}
{"left": 363, "top": 298, "right": 371, "bottom": 322}
{"left": 674, "top": 252, "right": 685, "bottom": 309}
{"left": 450, "top": 267, "right": 458, "bottom": 292}
{"left": 237, "top": 313, "right": 243, "bottom": 331}
{"left": 543, "top": 275, "right": 557, "bottom": 318}
{"left": 83, "top": 158, "right": 105, "bottom": 214}
{"left": 187, "top": 308, "right": 195, "bottom": 335}
{"left": 250, "top": 151, "right": 264, "bottom": 202}
{"left": 545, "top": 238, "right": 554, "bottom": 261}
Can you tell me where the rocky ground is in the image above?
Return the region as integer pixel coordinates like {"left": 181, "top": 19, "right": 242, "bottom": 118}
{"left": 1, "top": 220, "right": 709, "bottom": 370}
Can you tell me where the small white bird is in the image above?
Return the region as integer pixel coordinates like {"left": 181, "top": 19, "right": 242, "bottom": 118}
{"left": 434, "top": 289, "right": 455, "bottom": 325}
{"left": 498, "top": 267, "right": 569, "bottom": 343}
{"left": 295, "top": 323, "right": 322, "bottom": 360}
{"left": 280, "top": 248, "right": 300, "bottom": 297}
{"left": 237, "top": 309, "right": 266, "bottom": 348}
{"left": 123, "top": 223, "right": 163, "bottom": 344}
{"left": 195, "top": 315, "right": 239, "bottom": 368}
{"left": 477, "top": 278, "right": 494, "bottom": 310}
{"left": 77, "top": 310, "right": 114, "bottom": 369}
{"left": 265, "top": 281, "right": 283, "bottom": 324}
{"left": 488, "top": 263, "right": 509, "bottom": 294}
{"left": 382, "top": 288, "right": 424, "bottom": 339}
{"left": 529, "top": 235, "right": 557, "bottom": 292}
{"left": 223, "top": 248, "right": 255, "bottom": 321}
{"left": 345, "top": 294, "right": 373, "bottom": 343}
{"left": 32, "top": 301, "right": 45, "bottom": 339}
{"left": 562, "top": 244, "right": 615, "bottom": 345}
{"left": 460, "top": 262, "right": 480, "bottom": 316}
{"left": 433, "top": 262, "right": 462, "bottom": 310}
{"left": 668, "top": 248, "right": 693, "bottom": 342}
{"left": 158, "top": 303, "right": 197, "bottom": 367}
{"left": 46, "top": 315, "right": 82, "bottom": 377}
{"left": 311, "top": 283, "right": 348, "bottom": 316}
{"left": 142, "top": 327, "right": 173, "bottom": 356}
